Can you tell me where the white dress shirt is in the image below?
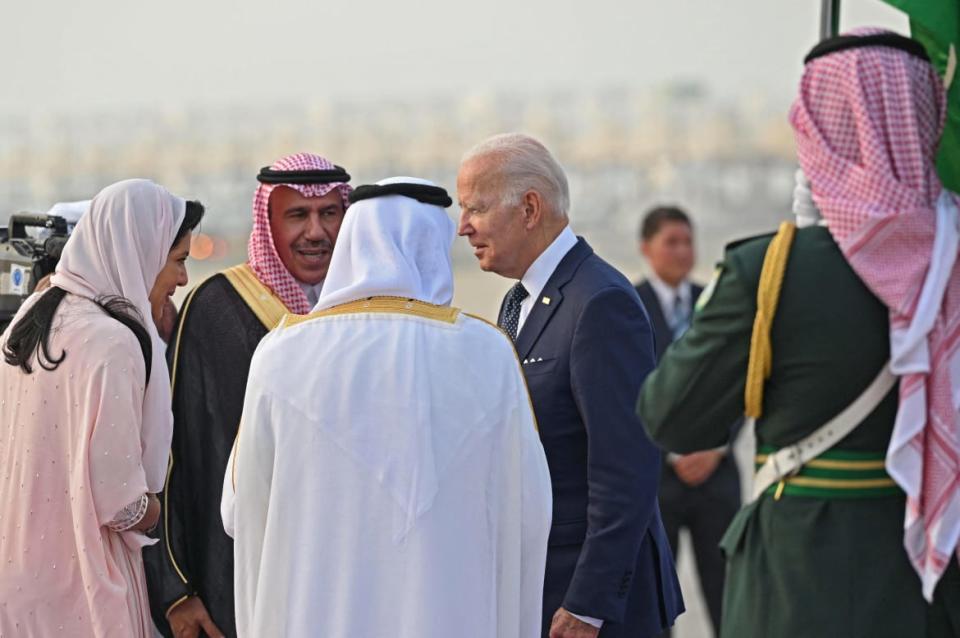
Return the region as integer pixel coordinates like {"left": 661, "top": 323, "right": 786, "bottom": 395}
{"left": 516, "top": 225, "right": 603, "bottom": 630}
{"left": 646, "top": 272, "right": 692, "bottom": 328}
{"left": 517, "top": 226, "right": 578, "bottom": 334}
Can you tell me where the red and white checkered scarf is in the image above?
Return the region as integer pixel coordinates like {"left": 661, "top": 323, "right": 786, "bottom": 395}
{"left": 791, "top": 28, "right": 960, "bottom": 599}
{"left": 247, "top": 152, "right": 352, "bottom": 314}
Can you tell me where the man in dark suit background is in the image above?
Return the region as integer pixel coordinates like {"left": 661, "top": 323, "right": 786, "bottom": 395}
{"left": 634, "top": 206, "right": 740, "bottom": 638}
{"left": 457, "top": 133, "right": 683, "bottom": 638}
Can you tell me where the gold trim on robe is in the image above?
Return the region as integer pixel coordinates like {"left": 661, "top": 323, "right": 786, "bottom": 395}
{"left": 465, "top": 312, "right": 540, "bottom": 434}
{"left": 221, "top": 263, "right": 291, "bottom": 331}
{"left": 282, "top": 296, "right": 461, "bottom": 328}
{"left": 163, "top": 284, "right": 201, "bottom": 589}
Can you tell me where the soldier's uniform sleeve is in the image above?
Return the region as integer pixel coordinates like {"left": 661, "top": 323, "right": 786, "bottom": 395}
{"left": 637, "top": 242, "right": 762, "bottom": 453}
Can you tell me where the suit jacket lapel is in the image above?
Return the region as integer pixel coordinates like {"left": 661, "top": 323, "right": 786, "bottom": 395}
{"left": 637, "top": 281, "right": 671, "bottom": 347}
{"left": 515, "top": 238, "right": 593, "bottom": 360}
{"left": 691, "top": 283, "right": 704, "bottom": 306}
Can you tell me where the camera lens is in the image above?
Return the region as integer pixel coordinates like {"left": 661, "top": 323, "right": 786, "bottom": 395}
{"left": 44, "top": 235, "right": 69, "bottom": 260}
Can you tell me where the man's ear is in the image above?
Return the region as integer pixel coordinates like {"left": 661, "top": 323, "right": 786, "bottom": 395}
{"left": 521, "top": 190, "right": 544, "bottom": 230}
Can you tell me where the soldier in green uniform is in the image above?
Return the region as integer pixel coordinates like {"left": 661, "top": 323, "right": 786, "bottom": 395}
{"left": 637, "top": 29, "right": 960, "bottom": 638}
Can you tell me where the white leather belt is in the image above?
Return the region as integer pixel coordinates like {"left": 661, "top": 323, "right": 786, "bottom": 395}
{"left": 751, "top": 362, "right": 897, "bottom": 502}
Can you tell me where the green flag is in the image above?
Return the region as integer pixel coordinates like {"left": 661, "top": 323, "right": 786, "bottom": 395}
{"left": 882, "top": 0, "right": 960, "bottom": 191}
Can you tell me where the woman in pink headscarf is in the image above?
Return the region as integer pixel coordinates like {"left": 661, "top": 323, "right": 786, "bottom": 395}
{"left": 0, "top": 179, "right": 204, "bottom": 637}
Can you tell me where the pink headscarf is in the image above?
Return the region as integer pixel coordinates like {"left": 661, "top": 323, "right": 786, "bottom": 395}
{"left": 248, "top": 152, "right": 353, "bottom": 314}
{"left": 49, "top": 179, "right": 186, "bottom": 493}
{"left": 790, "top": 28, "right": 960, "bottom": 599}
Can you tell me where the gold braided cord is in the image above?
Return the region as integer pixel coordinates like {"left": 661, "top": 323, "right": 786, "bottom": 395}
{"left": 465, "top": 312, "right": 540, "bottom": 433}
{"left": 744, "top": 222, "right": 797, "bottom": 419}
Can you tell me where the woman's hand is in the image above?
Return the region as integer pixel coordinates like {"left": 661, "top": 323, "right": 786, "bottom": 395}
{"left": 129, "top": 493, "right": 161, "bottom": 532}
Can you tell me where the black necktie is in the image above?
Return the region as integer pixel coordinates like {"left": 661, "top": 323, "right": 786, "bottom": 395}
{"left": 500, "top": 282, "right": 529, "bottom": 342}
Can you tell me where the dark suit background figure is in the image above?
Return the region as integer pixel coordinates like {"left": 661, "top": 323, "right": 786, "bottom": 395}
{"left": 502, "top": 238, "right": 684, "bottom": 638}
{"left": 636, "top": 280, "right": 740, "bottom": 637}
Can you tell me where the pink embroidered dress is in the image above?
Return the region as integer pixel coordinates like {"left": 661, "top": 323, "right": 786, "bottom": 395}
{"left": 0, "top": 179, "right": 185, "bottom": 637}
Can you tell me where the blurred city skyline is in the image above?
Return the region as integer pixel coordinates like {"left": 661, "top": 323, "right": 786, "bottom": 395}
{"left": 0, "top": 83, "right": 797, "bottom": 277}
{"left": 0, "top": 0, "right": 910, "bottom": 265}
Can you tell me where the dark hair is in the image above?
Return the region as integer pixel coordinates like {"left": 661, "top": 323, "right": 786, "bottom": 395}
{"left": 2, "top": 199, "right": 206, "bottom": 382}
{"left": 639, "top": 205, "right": 692, "bottom": 241}
{"left": 176, "top": 200, "right": 205, "bottom": 245}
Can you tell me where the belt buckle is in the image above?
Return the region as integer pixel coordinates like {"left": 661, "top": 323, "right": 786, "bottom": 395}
{"left": 773, "top": 445, "right": 803, "bottom": 501}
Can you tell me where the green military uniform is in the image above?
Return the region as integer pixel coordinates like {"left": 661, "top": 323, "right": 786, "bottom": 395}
{"left": 638, "top": 224, "right": 960, "bottom": 637}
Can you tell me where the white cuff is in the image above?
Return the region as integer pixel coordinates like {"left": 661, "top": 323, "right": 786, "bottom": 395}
{"left": 570, "top": 613, "right": 603, "bottom": 628}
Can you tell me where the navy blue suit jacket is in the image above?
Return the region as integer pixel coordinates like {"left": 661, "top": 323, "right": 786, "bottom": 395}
{"left": 635, "top": 279, "right": 742, "bottom": 497}
{"left": 502, "top": 238, "right": 683, "bottom": 638}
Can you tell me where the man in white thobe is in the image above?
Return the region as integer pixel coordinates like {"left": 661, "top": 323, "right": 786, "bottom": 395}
{"left": 222, "top": 177, "right": 553, "bottom": 638}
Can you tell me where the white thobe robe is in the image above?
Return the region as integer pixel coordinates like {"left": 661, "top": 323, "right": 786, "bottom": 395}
{"left": 222, "top": 303, "right": 552, "bottom": 638}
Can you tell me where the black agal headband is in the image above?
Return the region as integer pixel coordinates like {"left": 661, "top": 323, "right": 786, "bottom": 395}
{"left": 348, "top": 183, "right": 453, "bottom": 208}
{"left": 805, "top": 32, "right": 930, "bottom": 65}
{"left": 256, "top": 165, "right": 351, "bottom": 185}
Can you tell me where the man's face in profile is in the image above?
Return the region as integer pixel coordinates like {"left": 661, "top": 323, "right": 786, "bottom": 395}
{"left": 457, "top": 157, "right": 531, "bottom": 280}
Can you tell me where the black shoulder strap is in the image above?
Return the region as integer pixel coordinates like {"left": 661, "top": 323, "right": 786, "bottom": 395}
{"left": 105, "top": 307, "right": 153, "bottom": 386}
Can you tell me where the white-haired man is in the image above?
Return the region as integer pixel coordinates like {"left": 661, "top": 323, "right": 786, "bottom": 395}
{"left": 457, "top": 133, "right": 684, "bottom": 638}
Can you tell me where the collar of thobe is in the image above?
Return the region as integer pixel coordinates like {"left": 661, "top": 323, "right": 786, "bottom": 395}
{"left": 519, "top": 225, "right": 578, "bottom": 305}
{"left": 648, "top": 272, "right": 691, "bottom": 317}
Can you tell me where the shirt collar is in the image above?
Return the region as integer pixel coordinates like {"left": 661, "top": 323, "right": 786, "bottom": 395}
{"left": 647, "top": 272, "right": 692, "bottom": 314}
{"left": 520, "top": 226, "right": 578, "bottom": 303}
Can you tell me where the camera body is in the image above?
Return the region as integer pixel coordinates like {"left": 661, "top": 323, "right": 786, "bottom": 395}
{"left": 0, "top": 213, "right": 72, "bottom": 331}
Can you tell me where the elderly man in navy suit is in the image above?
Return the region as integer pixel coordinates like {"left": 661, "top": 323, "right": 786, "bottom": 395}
{"left": 457, "top": 133, "right": 683, "bottom": 638}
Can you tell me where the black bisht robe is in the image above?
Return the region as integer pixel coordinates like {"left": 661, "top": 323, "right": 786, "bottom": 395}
{"left": 144, "top": 265, "right": 288, "bottom": 638}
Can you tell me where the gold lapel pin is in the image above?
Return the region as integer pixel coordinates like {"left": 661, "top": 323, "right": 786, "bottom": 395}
{"left": 542, "top": 297, "right": 551, "bottom": 305}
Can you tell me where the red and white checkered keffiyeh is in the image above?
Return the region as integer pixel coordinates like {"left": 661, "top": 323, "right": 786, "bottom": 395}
{"left": 790, "top": 27, "right": 960, "bottom": 599}
{"left": 248, "top": 152, "right": 352, "bottom": 314}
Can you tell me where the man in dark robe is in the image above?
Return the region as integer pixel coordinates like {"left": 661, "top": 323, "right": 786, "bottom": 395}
{"left": 144, "top": 152, "right": 352, "bottom": 638}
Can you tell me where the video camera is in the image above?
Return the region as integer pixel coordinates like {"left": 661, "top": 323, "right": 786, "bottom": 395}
{"left": 0, "top": 213, "right": 73, "bottom": 331}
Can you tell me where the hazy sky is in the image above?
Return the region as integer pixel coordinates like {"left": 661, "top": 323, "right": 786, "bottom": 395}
{"left": 2, "top": 1, "right": 907, "bottom": 114}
